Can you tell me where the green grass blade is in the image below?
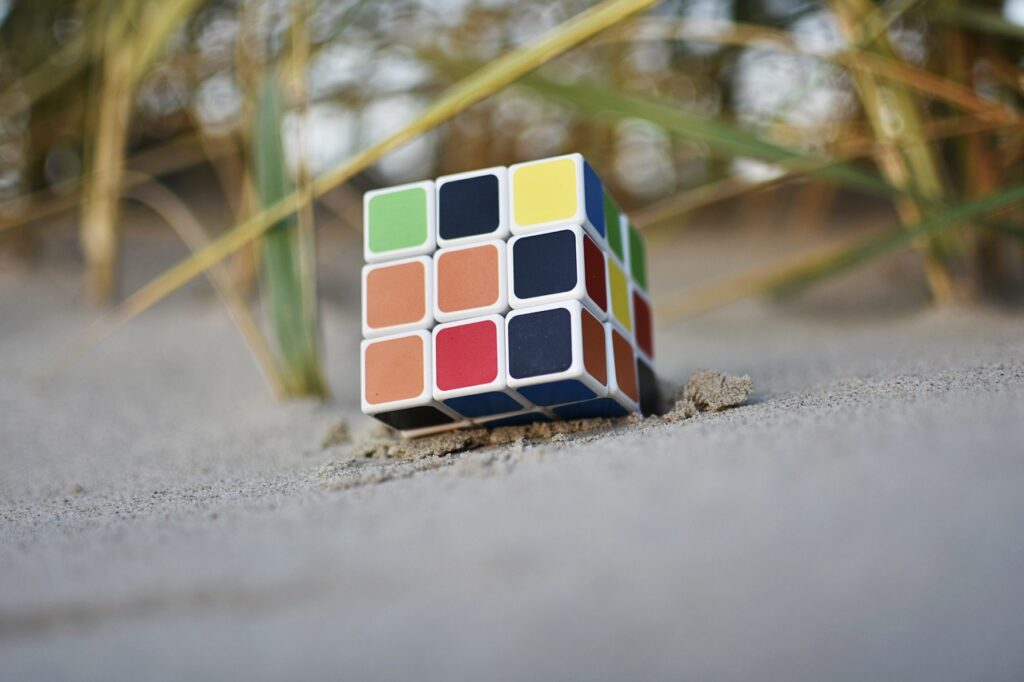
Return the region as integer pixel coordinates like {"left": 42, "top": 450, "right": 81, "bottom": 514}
{"left": 771, "top": 185, "right": 1024, "bottom": 296}
{"left": 253, "top": 70, "right": 326, "bottom": 398}
{"left": 925, "top": 6, "right": 1024, "bottom": 41}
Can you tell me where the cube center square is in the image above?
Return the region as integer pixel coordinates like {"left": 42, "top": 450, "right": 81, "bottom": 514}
{"left": 364, "top": 180, "right": 435, "bottom": 262}
{"left": 362, "top": 256, "right": 431, "bottom": 337}
{"left": 437, "top": 167, "right": 508, "bottom": 245}
{"left": 435, "top": 319, "right": 500, "bottom": 391}
{"left": 434, "top": 240, "right": 507, "bottom": 322}
{"left": 511, "top": 230, "right": 577, "bottom": 300}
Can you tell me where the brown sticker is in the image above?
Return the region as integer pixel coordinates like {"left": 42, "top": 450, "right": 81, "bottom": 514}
{"left": 437, "top": 244, "right": 499, "bottom": 313}
{"left": 366, "top": 261, "right": 426, "bottom": 330}
{"left": 580, "top": 309, "right": 607, "bottom": 386}
{"left": 612, "top": 329, "right": 638, "bottom": 402}
{"left": 364, "top": 335, "right": 424, "bottom": 405}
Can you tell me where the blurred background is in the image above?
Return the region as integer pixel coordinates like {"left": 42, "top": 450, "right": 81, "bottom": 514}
{"left": 0, "top": 0, "right": 1022, "bottom": 398}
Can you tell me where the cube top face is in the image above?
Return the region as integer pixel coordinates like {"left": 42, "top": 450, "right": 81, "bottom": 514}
{"left": 607, "top": 258, "right": 633, "bottom": 333}
{"left": 361, "top": 330, "right": 431, "bottom": 413}
{"left": 436, "top": 167, "right": 509, "bottom": 247}
{"left": 362, "top": 256, "right": 431, "bottom": 338}
{"left": 628, "top": 222, "right": 648, "bottom": 291}
{"left": 433, "top": 316, "right": 503, "bottom": 394}
{"left": 509, "top": 153, "right": 605, "bottom": 242}
{"left": 434, "top": 240, "right": 507, "bottom": 322}
{"left": 508, "top": 226, "right": 606, "bottom": 316}
{"left": 364, "top": 180, "right": 436, "bottom": 262}
{"left": 505, "top": 301, "right": 608, "bottom": 406}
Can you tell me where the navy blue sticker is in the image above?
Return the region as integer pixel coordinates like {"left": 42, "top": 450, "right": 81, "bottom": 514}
{"left": 439, "top": 174, "right": 500, "bottom": 240}
{"left": 583, "top": 161, "right": 605, "bottom": 237}
{"left": 444, "top": 391, "right": 523, "bottom": 418}
{"left": 512, "top": 230, "right": 578, "bottom": 300}
{"left": 507, "top": 308, "right": 573, "bottom": 378}
{"left": 482, "top": 411, "right": 551, "bottom": 428}
{"left": 516, "top": 379, "right": 596, "bottom": 406}
{"left": 553, "top": 397, "right": 629, "bottom": 420}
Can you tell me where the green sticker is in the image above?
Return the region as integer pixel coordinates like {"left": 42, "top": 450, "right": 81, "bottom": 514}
{"left": 368, "top": 187, "right": 428, "bottom": 254}
{"left": 604, "top": 193, "right": 624, "bottom": 262}
{"left": 628, "top": 224, "right": 647, "bottom": 291}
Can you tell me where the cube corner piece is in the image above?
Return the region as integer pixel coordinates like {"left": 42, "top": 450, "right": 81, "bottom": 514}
{"left": 552, "top": 323, "right": 639, "bottom": 420}
{"left": 505, "top": 300, "right": 609, "bottom": 407}
{"left": 363, "top": 180, "right": 436, "bottom": 263}
{"left": 509, "top": 153, "right": 605, "bottom": 244}
{"left": 361, "top": 330, "right": 466, "bottom": 436}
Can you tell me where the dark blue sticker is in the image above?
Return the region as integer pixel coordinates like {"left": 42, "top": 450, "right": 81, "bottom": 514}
{"left": 507, "top": 308, "right": 573, "bottom": 378}
{"left": 444, "top": 391, "right": 523, "bottom": 418}
{"left": 516, "top": 379, "right": 596, "bottom": 406}
{"left": 512, "top": 230, "right": 578, "bottom": 300}
{"left": 439, "top": 174, "right": 500, "bottom": 240}
{"left": 583, "top": 160, "right": 605, "bottom": 238}
{"left": 481, "top": 411, "right": 551, "bottom": 429}
{"left": 553, "top": 397, "right": 629, "bottom": 420}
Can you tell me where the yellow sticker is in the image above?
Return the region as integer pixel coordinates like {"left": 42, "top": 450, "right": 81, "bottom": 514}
{"left": 608, "top": 259, "right": 632, "bottom": 332}
{"left": 513, "top": 158, "right": 578, "bottom": 226}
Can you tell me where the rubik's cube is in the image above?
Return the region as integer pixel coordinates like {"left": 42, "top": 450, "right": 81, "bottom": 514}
{"left": 360, "top": 153, "right": 659, "bottom": 437}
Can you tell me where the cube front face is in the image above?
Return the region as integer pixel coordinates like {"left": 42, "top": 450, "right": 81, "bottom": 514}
{"left": 364, "top": 181, "right": 436, "bottom": 262}
{"left": 437, "top": 167, "right": 508, "bottom": 246}
{"left": 509, "top": 154, "right": 605, "bottom": 242}
{"left": 361, "top": 155, "right": 657, "bottom": 435}
{"left": 434, "top": 240, "right": 507, "bottom": 322}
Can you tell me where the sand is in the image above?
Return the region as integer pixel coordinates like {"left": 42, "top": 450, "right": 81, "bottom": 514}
{"left": 2, "top": 225, "right": 1024, "bottom": 681}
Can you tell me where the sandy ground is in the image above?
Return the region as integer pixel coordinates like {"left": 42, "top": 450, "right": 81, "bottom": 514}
{"left": 2, "top": 223, "right": 1024, "bottom": 681}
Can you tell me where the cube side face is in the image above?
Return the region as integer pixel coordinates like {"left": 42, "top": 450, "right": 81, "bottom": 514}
{"left": 628, "top": 223, "right": 648, "bottom": 291}
{"left": 434, "top": 240, "right": 507, "bottom": 322}
{"left": 362, "top": 256, "right": 432, "bottom": 338}
{"left": 436, "top": 167, "right": 508, "bottom": 247}
{"left": 364, "top": 181, "right": 436, "bottom": 262}
{"left": 361, "top": 331, "right": 432, "bottom": 413}
{"left": 607, "top": 258, "right": 633, "bottom": 333}
{"left": 632, "top": 289, "right": 654, "bottom": 362}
